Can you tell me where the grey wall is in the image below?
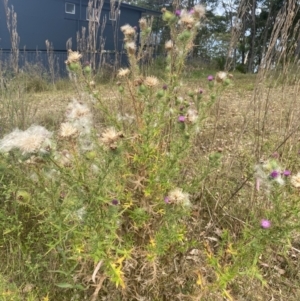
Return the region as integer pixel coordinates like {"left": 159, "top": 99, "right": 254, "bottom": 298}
{"left": 0, "top": 0, "right": 144, "bottom": 52}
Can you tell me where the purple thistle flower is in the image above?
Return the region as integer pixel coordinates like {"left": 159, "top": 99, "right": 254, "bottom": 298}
{"left": 164, "top": 196, "right": 170, "bottom": 203}
{"left": 162, "top": 84, "right": 168, "bottom": 90}
{"left": 175, "top": 10, "right": 181, "bottom": 16}
{"left": 111, "top": 199, "right": 119, "bottom": 205}
{"left": 189, "top": 9, "right": 194, "bottom": 14}
{"left": 282, "top": 170, "right": 291, "bottom": 176}
{"left": 270, "top": 170, "right": 280, "bottom": 178}
{"left": 272, "top": 152, "right": 279, "bottom": 158}
{"left": 207, "top": 75, "right": 214, "bottom": 81}
{"left": 178, "top": 115, "right": 185, "bottom": 122}
{"left": 260, "top": 219, "right": 271, "bottom": 229}
{"left": 198, "top": 89, "right": 203, "bottom": 94}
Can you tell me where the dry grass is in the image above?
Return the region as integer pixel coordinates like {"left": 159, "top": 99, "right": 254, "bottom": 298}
{"left": 11, "top": 72, "right": 298, "bottom": 300}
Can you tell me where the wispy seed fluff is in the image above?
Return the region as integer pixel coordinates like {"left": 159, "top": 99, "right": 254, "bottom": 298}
{"left": 62, "top": 99, "right": 94, "bottom": 151}
{"left": 65, "top": 99, "right": 93, "bottom": 136}
{"left": 0, "top": 125, "right": 53, "bottom": 155}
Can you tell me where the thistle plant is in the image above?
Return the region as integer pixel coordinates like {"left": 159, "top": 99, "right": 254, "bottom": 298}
{"left": 0, "top": 5, "right": 234, "bottom": 300}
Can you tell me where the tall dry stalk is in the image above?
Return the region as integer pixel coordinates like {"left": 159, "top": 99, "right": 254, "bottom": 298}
{"left": 109, "top": 0, "right": 121, "bottom": 72}
{"left": 76, "top": 0, "right": 105, "bottom": 72}
{"left": 252, "top": 0, "right": 299, "bottom": 159}
{"left": 3, "top": 0, "right": 20, "bottom": 74}
{"left": 45, "top": 40, "right": 56, "bottom": 85}
{"left": 87, "top": 0, "right": 104, "bottom": 71}
{"left": 224, "top": 0, "right": 248, "bottom": 71}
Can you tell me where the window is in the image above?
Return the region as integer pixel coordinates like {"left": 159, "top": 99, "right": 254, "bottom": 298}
{"left": 86, "top": 8, "right": 98, "bottom": 21}
{"left": 65, "top": 3, "right": 75, "bottom": 14}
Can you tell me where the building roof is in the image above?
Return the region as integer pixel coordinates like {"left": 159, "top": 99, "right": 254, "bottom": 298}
{"left": 117, "top": 1, "right": 161, "bottom": 16}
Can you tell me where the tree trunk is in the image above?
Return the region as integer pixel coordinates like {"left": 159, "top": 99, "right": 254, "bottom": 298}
{"left": 248, "top": 0, "right": 256, "bottom": 72}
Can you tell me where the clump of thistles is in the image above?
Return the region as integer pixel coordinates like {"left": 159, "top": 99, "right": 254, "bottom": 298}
{"left": 100, "top": 127, "right": 124, "bottom": 150}
{"left": 166, "top": 188, "right": 191, "bottom": 207}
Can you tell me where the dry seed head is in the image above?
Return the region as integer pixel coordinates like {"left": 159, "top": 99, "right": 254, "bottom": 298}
{"left": 165, "top": 40, "right": 174, "bottom": 51}
{"left": 89, "top": 81, "right": 95, "bottom": 88}
{"left": 291, "top": 173, "right": 300, "bottom": 188}
{"left": 118, "top": 68, "right": 131, "bottom": 77}
{"left": 215, "top": 71, "right": 228, "bottom": 83}
{"left": 193, "top": 4, "right": 206, "bottom": 19}
{"left": 126, "top": 41, "right": 136, "bottom": 55}
{"left": 59, "top": 122, "right": 78, "bottom": 138}
{"left": 186, "top": 108, "right": 198, "bottom": 123}
{"left": 139, "top": 18, "right": 148, "bottom": 31}
{"left": 180, "top": 13, "right": 195, "bottom": 27}
{"left": 121, "top": 24, "right": 136, "bottom": 37}
{"left": 168, "top": 188, "right": 191, "bottom": 207}
{"left": 144, "top": 76, "right": 159, "bottom": 87}
{"left": 65, "top": 50, "right": 82, "bottom": 64}
{"left": 134, "top": 77, "right": 144, "bottom": 86}
{"left": 100, "top": 127, "right": 123, "bottom": 148}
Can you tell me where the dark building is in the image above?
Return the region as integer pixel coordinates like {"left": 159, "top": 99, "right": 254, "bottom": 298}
{"left": 0, "top": 0, "right": 160, "bottom": 74}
